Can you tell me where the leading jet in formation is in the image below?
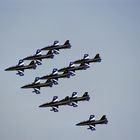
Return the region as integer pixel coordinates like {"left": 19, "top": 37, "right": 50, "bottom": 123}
{"left": 41, "top": 40, "right": 71, "bottom": 54}
{"left": 73, "top": 53, "right": 101, "bottom": 64}
{"left": 39, "top": 92, "right": 90, "bottom": 112}
{"left": 40, "top": 68, "right": 75, "bottom": 81}
{"left": 23, "top": 49, "right": 55, "bottom": 65}
{"left": 21, "top": 77, "right": 57, "bottom": 94}
{"left": 5, "top": 60, "right": 37, "bottom": 76}
{"left": 76, "top": 115, "right": 108, "bottom": 131}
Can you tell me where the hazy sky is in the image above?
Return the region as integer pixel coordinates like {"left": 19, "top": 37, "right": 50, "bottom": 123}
{"left": 0, "top": 0, "right": 140, "bottom": 140}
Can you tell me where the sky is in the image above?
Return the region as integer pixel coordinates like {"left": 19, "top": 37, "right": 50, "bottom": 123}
{"left": 0, "top": 0, "right": 140, "bottom": 140}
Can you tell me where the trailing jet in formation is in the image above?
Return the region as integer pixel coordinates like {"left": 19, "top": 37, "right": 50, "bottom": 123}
{"left": 23, "top": 49, "right": 54, "bottom": 65}
{"left": 21, "top": 77, "right": 58, "bottom": 94}
{"left": 41, "top": 40, "right": 71, "bottom": 54}
{"left": 76, "top": 115, "right": 108, "bottom": 131}
{"left": 40, "top": 68, "right": 75, "bottom": 81}
{"left": 5, "top": 60, "right": 36, "bottom": 76}
{"left": 58, "top": 62, "right": 90, "bottom": 73}
{"left": 73, "top": 53, "right": 101, "bottom": 64}
{"left": 39, "top": 92, "right": 90, "bottom": 112}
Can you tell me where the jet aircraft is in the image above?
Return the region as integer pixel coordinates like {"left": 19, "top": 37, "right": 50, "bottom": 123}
{"left": 21, "top": 77, "right": 57, "bottom": 94}
{"left": 76, "top": 115, "right": 108, "bottom": 131}
{"left": 58, "top": 62, "right": 90, "bottom": 73}
{"left": 39, "top": 92, "right": 90, "bottom": 112}
{"left": 41, "top": 40, "right": 71, "bottom": 54}
{"left": 5, "top": 60, "right": 37, "bottom": 76}
{"left": 73, "top": 53, "right": 101, "bottom": 64}
{"left": 23, "top": 49, "right": 54, "bottom": 65}
{"left": 40, "top": 68, "right": 75, "bottom": 81}
{"left": 39, "top": 96, "right": 72, "bottom": 112}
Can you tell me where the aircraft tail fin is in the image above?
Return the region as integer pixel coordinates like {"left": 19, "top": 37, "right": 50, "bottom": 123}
{"left": 83, "top": 92, "right": 88, "bottom": 97}
{"left": 18, "top": 59, "right": 24, "bottom": 66}
{"left": 100, "top": 115, "right": 108, "bottom": 124}
{"left": 71, "top": 92, "right": 77, "bottom": 98}
{"left": 83, "top": 92, "right": 90, "bottom": 101}
{"left": 89, "top": 115, "right": 95, "bottom": 121}
{"left": 93, "top": 53, "right": 101, "bottom": 62}
{"left": 52, "top": 96, "right": 58, "bottom": 102}
{"left": 63, "top": 40, "right": 70, "bottom": 45}
{"left": 36, "top": 49, "right": 42, "bottom": 55}
{"left": 100, "top": 115, "right": 107, "bottom": 121}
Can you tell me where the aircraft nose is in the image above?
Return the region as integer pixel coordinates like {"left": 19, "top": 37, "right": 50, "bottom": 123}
{"left": 75, "top": 122, "right": 81, "bottom": 126}
{"left": 39, "top": 104, "right": 43, "bottom": 107}
{"left": 5, "top": 68, "right": 10, "bottom": 71}
{"left": 21, "top": 85, "right": 28, "bottom": 89}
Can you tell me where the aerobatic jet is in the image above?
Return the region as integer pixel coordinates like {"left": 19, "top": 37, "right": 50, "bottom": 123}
{"left": 39, "top": 92, "right": 90, "bottom": 112}
{"left": 76, "top": 115, "right": 108, "bottom": 131}
{"left": 5, "top": 60, "right": 37, "bottom": 76}
{"left": 41, "top": 40, "right": 71, "bottom": 54}
{"left": 39, "top": 96, "right": 72, "bottom": 112}
{"left": 40, "top": 68, "right": 75, "bottom": 81}
{"left": 58, "top": 62, "right": 90, "bottom": 73}
{"left": 23, "top": 49, "right": 54, "bottom": 65}
{"left": 21, "top": 77, "right": 57, "bottom": 94}
{"left": 68, "top": 92, "right": 90, "bottom": 107}
{"left": 73, "top": 54, "right": 101, "bottom": 64}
